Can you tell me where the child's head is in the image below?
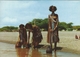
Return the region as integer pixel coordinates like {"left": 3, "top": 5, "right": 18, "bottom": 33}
{"left": 49, "top": 5, "right": 57, "bottom": 12}
{"left": 25, "top": 23, "right": 32, "bottom": 30}
{"left": 19, "top": 24, "right": 24, "bottom": 29}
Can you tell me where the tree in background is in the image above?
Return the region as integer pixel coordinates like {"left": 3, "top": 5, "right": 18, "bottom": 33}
{"left": 29, "top": 18, "right": 48, "bottom": 31}
{"left": 0, "top": 18, "right": 80, "bottom": 31}
{"left": 0, "top": 26, "right": 18, "bottom": 32}
{"left": 67, "top": 22, "right": 73, "bottom": 31}
{"left": 73, "top": 26, "right": 80, "bottom": 31}
{"left": 59, "top": 22, "right": 67, "bottom": 31}
{"left": 29, "top": 18, "right": 74, "bottom": 31}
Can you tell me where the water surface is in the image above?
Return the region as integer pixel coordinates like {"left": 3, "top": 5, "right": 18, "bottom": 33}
{"left": 0, "top": 42, "right": 80, "bottom": 57}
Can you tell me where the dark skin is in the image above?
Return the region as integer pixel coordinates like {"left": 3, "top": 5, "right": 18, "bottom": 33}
{"left": 49, "top": 6, "right": 58, "bottom": 32}
{"left": 25, "top": 25, "right": 32, "bottom": 44}
{"left": 48, "top": 6, "right": 59, "bottom": 51}
{"left": 25, "top": 24, "right": 42, "bottom": 48}
{"left": 16, "top": 24, "right": 27, "bottom": 48}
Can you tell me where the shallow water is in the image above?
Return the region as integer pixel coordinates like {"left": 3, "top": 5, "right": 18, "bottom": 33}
{"left": 0, "top": 42, "right": 80, "bottom": 57}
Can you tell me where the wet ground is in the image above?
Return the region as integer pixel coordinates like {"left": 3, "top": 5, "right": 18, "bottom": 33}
{"left": 0, "top": 42, "right": 80, "bottom": 57}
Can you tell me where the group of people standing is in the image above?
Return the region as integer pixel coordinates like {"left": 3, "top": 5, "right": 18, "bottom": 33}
{"left": 15, "top": 5, "right": 60, "bottom": 50}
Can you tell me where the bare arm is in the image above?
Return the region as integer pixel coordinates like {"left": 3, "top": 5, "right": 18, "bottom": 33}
{"left": 48, "top": 15, "right": 51, "bottom": 29}
{"left": 27, "top": 31, "right": 30, "bottom": 44}
{"left": 53, "top": 14, "right": 59, "bottom": 31}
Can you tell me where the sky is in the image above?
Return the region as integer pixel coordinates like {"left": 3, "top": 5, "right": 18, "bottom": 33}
{"left": 0, "top": 0, "right": 80, "bottom": 28}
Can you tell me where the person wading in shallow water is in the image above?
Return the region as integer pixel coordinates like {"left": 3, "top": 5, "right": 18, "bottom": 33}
{"left": 47, "top": 5, "right": 59, "bottom": 53}
{"left": 15, "top": 24, "right": 27, "bottom": 48}
{"left": 25, "top": 23, "right": 43, "bottom": 49}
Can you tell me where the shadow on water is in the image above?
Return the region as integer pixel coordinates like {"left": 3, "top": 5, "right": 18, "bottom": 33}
{"left": 52, "top": 47, "right": 63, "bottom": 51}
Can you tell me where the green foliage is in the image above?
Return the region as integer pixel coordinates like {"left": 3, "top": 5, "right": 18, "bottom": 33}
{"left": 29, "top": 18, "right": 48, "bottom": 31}
{"left": 59, "top": 22, "right": 73, "bottom": 31}
{"left": 0, "top": 26, "right": 18, "bottom": 32}
{"left": 73, "top": 26, "right": 80, "bottom": 31}
{"left": 0, "top": 18, "right": 79, "bottom": 31}
{"left": 40, "top": 18, "right": 48, "bottom": 30}
{"left": 59, "top": 22, "right": 67, "bottom": 31}
{"left": 67, "top": 22, "right": 73, "bottom": 28}
{"left": 29, "top": 19, "right": 76, "bottom": 31}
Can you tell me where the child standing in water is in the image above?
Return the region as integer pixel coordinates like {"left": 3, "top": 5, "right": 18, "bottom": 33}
{"left": 47, "top": 5, "right": 59, "bottom": 51}
{"left": 15, "top": 24, "right": 27, "bottom": 48}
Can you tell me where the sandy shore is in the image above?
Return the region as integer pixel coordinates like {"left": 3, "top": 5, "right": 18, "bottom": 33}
{"left": 41, "top": 31, "right": 80, "bottom": 54}
{"left": 0, "top": 31, "right": 80, "bottom": 54}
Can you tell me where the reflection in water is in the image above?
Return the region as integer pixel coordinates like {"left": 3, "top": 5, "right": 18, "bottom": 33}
{"left": 16, "top": 48, "right": 29, "bottom": 57}
{"left": 16, "top": 48, "right": 42, "bottom": 57}
{"left": 46, "top": 50, "right": 57, "bottom": 57}
{"left": 46, "top": 53, "right": 52, "bottom": 57}
{"left": 0, "top": 42, "right": 80, "bottom": 57}
{"left": 30, "top": 49, "right": 42, "bottom": 57}
{"left": 54, "top": 51, "right": 57, "bottom": 57}
{"left": 15, "top": 47, "right": 80, "bottom": 57}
